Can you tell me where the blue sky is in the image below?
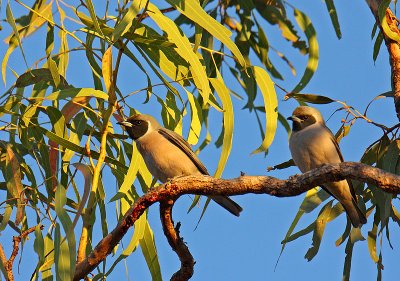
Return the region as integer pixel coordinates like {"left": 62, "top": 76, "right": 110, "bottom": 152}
{"left": 0, "top": 0, "right": 398, "bottom": 281}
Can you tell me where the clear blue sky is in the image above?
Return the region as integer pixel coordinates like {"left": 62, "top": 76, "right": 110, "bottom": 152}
{"left": 0, "top": 1, "right": 397, "bottom": 281}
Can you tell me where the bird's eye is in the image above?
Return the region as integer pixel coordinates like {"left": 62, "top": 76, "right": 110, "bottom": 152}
{"left": 303, "top": 116, "right": 309, "bottom": 120}
{"left": 136, "top": 120, "right": 142, "bottom": 125}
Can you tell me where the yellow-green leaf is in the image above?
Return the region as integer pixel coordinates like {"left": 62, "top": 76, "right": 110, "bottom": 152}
{"left": 209, "top": 78, "right": 234, "bottom": 178}
{"left": 139, "top": 221, "right": 162, "bottom": 281}
{"left": 147, "top": 3, "right": 212, "bottom": 103}
{"left": 166, "top": 0, "right": 246, "bottom": 67}
{"left": 6, "top": 3, "right": 28, "bottom": 67}
{"left": 102, "top": 46, "right": 113, "bottom": 93}
{"left": 112, "top": 0, "right": 146, "bottom": 41}
{"left": 251, "top": 66, "right": 278, "bottom": 154}
{"left": 292, "top": 9, "right": 319, "bottom": 93}
{"left": 186, "top": 91, "right": 202, "bottom": 145}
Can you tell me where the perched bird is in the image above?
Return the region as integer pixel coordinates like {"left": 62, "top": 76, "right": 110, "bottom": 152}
{"left": 287, "top": 106, "right": 366, "bottom": 227}
{"left": 118, "top": 114, "right": 242, "bottom": 216}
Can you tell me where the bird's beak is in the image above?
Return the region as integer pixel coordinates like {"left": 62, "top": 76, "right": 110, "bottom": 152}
{"left": 117, "top": 121, "right": 132, "bottom": 128}
{"left": 287, "top": 115, "right": 301, "bottom": 122}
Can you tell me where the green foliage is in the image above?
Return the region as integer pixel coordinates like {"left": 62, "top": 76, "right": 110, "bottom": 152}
{"left": 0, "top": 0, "right": 397, "bottom": 280}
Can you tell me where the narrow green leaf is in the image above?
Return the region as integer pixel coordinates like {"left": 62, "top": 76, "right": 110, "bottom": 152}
{"left": 292, "top": 9, "right": 319, "bottom": 93}
{"left": 34, "top": 88, "right": 108, "bottom": 101}
{"left": 6, "top": 3, "right": 28, "bottom": 67}
{"left": 46, "top": 106, "right": 67, "bottom": 138}
{"left": 0, "top": 204, "right": 12, "bottom": 231}
{"left": 373, "top": 30, "right": 384, "bottom": 62}
{"left": 37, "top": 125, "right": 127, "bottom": 169}
{"left": 47, "top": 56, "right": 61, "bottom": 88}
{"left": 285, "top": 93, "right": 334, "bottom": 104}
{"left": 5, "top": 145, "right": 25, "bottom": 225}
{"left": 324, "top": 0, "right": 341, "bottom": 39}
{"left": 106, "top": 212, "right": 147, "bottom": 276}
{"left": 54, "top": 223, "right": 71, "bottom": 281}
{"left": 55, "top": 184, "right": 76, "bottom": 279}
{"left": 251, "top": 66, "right": 278, "bottom": 154}
{"left": 110, "top": 142, "right": 140, "bottom": 202}
{"left": 34, "top": 224, "right": 45, "bottom": 266}
{"left": 2, "top": 37, "right": 17, "bottom": 85}
{"left": 85, "top": 0, "right": 106, "bottom": 40}
{"left": 368, "top": 213, "right": 380, "bottom": 263}
{"left": 342, "top": 237, "right": 354, "bottom": 281}
{"left": 15, "top": 68, "right": 69, "bottom": 89}
{"left": 304, "top": 201, "right": 333, "bottom": 261}
{"left": 147, "top": 3, "right": 212, "bottom": 103}
{"left": 209, "top": 78, "right": 234, "bottom": 178}
{"left": 139, "top": 221, "right": 162, "bottom": 281}
{"left": 112, "top": 0, "right": 146, "bottom": 41}
{"left": 40, "top": 234, "right": 55, "bottom": 280}
{"left": 166, "top": 0, "right": 246, "bottom": 68}
{"left": 186, "top": 91, "right": 202, "bottom": 145}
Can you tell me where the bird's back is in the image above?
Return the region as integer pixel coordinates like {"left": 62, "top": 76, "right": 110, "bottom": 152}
{"left": 136, "top": 130, "right": 202, "bottom": 183}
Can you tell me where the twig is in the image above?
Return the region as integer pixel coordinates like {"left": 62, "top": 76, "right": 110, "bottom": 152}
{"left": 73, "top": 162, "right": 400, "bottom": 280}
{"left": 160, "top": 202, "right": 194, "bottom": 281}
{"left": 2, "top": 224, "right": 44, "bottom": 281}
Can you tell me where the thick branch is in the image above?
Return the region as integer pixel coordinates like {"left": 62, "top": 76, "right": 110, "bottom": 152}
{"left": 73, "top": 162, "right": 400, "bottom": 280}
{"left": 160, "top": 201, "right": 194, "bottom": 281}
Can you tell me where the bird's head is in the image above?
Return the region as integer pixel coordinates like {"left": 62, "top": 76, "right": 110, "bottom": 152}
{"left": 117, "top": 114, "right": 161, "bottom": 140}
{"left": 287, "top": 106, "right": 325, "bottom": 132}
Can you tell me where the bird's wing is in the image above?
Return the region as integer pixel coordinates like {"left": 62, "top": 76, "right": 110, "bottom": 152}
{"left": 157, "top": 128, "right": 209, "bottom": 175}
{"left": 323, "top": 125, "right": 358, "bottom": 201}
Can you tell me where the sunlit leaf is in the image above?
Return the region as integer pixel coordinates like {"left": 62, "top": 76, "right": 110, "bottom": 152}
{"left": 379, "top": 0, "right": 400, "bottom": 43}
{"left": 15, "top": 68, "right": 69, "bottom": 89}
{"left": 292, "top": 9, "right": 319, "bottom": 93}
{"left": 6, "top": 3, "right": 28, "bottom": 67}
{"left": 186, "top": 91, "right": 202, "bottom": 145}
{"left": 304, "top": 201, "right": 333, "bottom": 261}
{"left": 166, "top": 0, "right": 246, "bottom": 68}
{"left": 147, "top": 3, "right": 212, "bottom": 103}
{"left": 251, "top": 66, "right": 278, "bottom": 154}
{"left": 112, "top": 0, "right": 146, "bottom": 41}
{"left": 102, "top": 46, "right": 113, "bottom": 93}
{"left": 139, "top": 221, "right": 162, "bottom": 281}
{"left": 285, "top": 93, "right": 334, "bottom": 104}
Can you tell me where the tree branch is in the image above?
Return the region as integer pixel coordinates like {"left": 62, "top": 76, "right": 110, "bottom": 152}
{"left": 160, "top": 201, "right": 194, "bottom": 281}
{"left": 2, "top": 224, "right": 43, "bottom": 281}
{"left": 73, "top": 162, "right": 400, "bottom": 280}
{"left": 366, "top": 0, "right": 400, "bottom": 120}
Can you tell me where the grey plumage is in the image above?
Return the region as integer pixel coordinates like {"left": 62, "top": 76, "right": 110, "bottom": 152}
{"left": 118, "top": 114, "right": 242, "bottom": 216}
{"left": 287, "top": 106, "right": 366, "bottom": 227}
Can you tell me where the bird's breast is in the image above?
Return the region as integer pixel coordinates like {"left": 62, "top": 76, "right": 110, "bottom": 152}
{"left": 289, "top": 125, "right": 342, "bottom": 172}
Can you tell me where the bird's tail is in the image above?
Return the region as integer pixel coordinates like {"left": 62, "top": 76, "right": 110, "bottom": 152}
{"left": 341, "top": 198, "right": 367, "bottom": 228}
{"left": 211, "top": 196, "right": 242, "bottom": 217}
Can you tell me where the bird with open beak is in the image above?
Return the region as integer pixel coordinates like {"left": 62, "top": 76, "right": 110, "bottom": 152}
{"left": 118, "top": 114, "right": 243, "bottom": 217}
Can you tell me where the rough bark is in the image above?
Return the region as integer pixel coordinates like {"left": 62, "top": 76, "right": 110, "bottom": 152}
{"left": 73, "top": 162, "right": 400, "bottom": 280}
{"left": 366, "top": 0, "right": 400, "bottom": 120}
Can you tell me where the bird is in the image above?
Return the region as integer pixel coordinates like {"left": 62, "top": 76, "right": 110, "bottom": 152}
{"left": 287, "top": 106, "right": 366, "bottom": 227}
{"left": 117, "top": 113, "right": 243, "bottom": 217}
